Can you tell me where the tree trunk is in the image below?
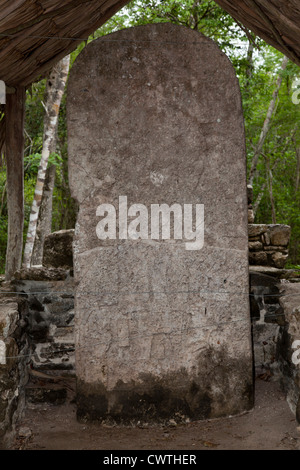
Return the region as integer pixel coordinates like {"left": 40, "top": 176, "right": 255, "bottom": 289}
{"left": 296, "top": 146, "right": 300, "bottom": 193}
{"left": 253, "top": 128, "right": 298, "bottom": 216}
{"left": 5, "top": 86, "right": 26, "bottom": 280}
{"left": 248, "top": 55, "right": 289, "bottom": 186}
{"left": 31, "top": 163, "right": 56, "bottom": 265}
{"left": 267, "top": 163, "right": 276, "bottom": 224}
{"left": 244, "top": 41, "right": 254, "bottom": 93}
{"left": 253, "top": 156, "right": 284, "bottom": 216}
{"left": 0, "top": 179, "right": 7, "bottom": 218}
{"left": 22, "top": 54, "right": 70, "bottom": 268}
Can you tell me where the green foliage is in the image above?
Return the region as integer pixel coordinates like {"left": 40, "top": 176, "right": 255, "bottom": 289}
{"left": 242, "top": 46, "right": 300, "bottom": 262}
{"left": 24, "top": 152, "right": 63, "bottom": 176}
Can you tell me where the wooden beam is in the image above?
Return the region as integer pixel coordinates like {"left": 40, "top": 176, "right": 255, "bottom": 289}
{"left": 5, "top": 86, "right": 25, "bottom": 280}
{"left": 5, "top": 86, "right": 16, "bottom": 94}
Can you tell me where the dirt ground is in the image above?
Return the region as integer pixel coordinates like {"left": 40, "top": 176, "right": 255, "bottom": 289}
{"left": 10, "top": 378, "right": 300, "bottom": 451}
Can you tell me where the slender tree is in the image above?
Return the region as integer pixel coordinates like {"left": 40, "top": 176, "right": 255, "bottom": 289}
{"left": 22, "top": 54, "right": 70, "bottom": 268}
{"left": 248, "top": 55, "right": 289, "bottom": 186}
{"left": 31, "top": 163, "right": 56, "bottom": 265}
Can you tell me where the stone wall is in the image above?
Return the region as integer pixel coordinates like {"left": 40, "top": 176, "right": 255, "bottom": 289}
{"left": 250, "top": 269, "right": 285, "bottom": 377}
{"left": 0, "top": 295, "right": 29, "bottom": 448}
{"left": 248, "top": 224, "right": 291, "bottom": 269}
{"left": 247, "top": 184, "right": 291, "bottom": 269}
{"left": 250, "top": 273, "right": 300, "bottom": 423}
{"left": 43, "top": 229, "right": 74, "bottom": 270}
{"left": 1, "top": 216, "right": 299, "bottom": 445}
{"left": 11, "top": 267, "right": 75, "bottom": 376}
{"left": 276, "top": 283, "right": 300, "bottom": 422}
{"left": 248, "top": 227, "right": 300, "bottom": 424}
{"left": 247, "top": 183, "right": 300, "bottom": 422}
{"left": 0, "top": 266, "right": 75, "bottom": 448}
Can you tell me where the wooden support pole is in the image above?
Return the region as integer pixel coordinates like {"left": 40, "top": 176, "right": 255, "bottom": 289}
{"left": 6, "top": 86, "right": 16, "bottom": 95}
{"left": 5, "top": 86, "right": 25, "bottom": 280}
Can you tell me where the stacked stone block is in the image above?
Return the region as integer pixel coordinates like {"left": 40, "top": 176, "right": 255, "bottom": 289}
{"left": 276, "top": 283, "right": 300, "bottom": 422}
{"left": 247, "top": 184, "right": 291, "bottom": 269}
{"left": 0, "top": 296, "right": 29, "bottom": 448}
{"left": 11, "top": 268, "right": 75, "bottom": 376}
{"left": 248, "top": 224, "right": 291, "bottom": 269}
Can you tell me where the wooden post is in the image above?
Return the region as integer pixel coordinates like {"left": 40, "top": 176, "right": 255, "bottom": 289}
{"left": 5, "top": 86, "right": 26, "bottom": 280}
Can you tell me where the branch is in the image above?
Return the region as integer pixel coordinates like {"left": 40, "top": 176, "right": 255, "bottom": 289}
{"left": 248, "top": 55, "right": 289, "bottom": 186}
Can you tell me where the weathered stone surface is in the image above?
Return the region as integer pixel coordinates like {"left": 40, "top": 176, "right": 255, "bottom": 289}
{"left": 262, "top": 231, "right": 271, "bottom": 245}
{"left": 249, "top": 265, "right": 289, "bottom": 279}
{"left": 248, "top": 241, "right": 263, "bottom": 251}
{"left": 11, "top": 278, "right": 75, "bottom": 375}
{"left": 250, "top": 271, "right": 281, "bottom": 304}
{"left": 0, "top": 298, "right": 28, "bottom": 448}
{"left": 67, "top": 24, "right": 253, "bottom": 422}
{"left": 276, "top": 283, "right": 300, "bottom": 421}
{"left": 268, "top": 225, "right": 291, "bottom": 246}
{"left": 271, "top": 251, "right": 289, "bottom": 269}
{"left": 247, "top": 185, "right": 253, "bottom": 205}
{"left": 12, "top": 267, "right": 69, "bottom": 281}
{"left": 252, "top": 322, "right": 280, "bottom": 370}
{"left": 249, "top": 250, "right": 288, "bottom": 269}
{"left": 248, "top": 209, "right": 254, "bottom": 224}
{"left": 248, "top": 224, "right": 291, "bottom": 245}
{"left": 248, "top": 224, "right": 268, "bottom": 237}
{"left": 263, "top": 246, "right": 289, "bottom": 252}
{"left": 43, "top": 229, "right": 74, "bottom": 269}
{"left": 249, "top": 251, "right": 268, "bottom": 265}
{"left": 248, "top": 224, "right": 290, "bottom": 269}
{"left": 0, "top": 302, "right": 19, "bottom": 338}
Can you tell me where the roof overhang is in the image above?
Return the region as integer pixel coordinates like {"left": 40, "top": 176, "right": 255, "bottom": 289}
{"left": 0, "top": 1, "right": 299, "bottom": 88}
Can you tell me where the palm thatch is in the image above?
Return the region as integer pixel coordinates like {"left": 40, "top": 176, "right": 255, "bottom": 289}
{"left": 0, "top": 0, "right": 130, "bottom": 87}
{"left": 215, "top": 0, "right": 300, "bottom": 66}
{"left": 0, "top": 1, "right": 299, "bottom": 88}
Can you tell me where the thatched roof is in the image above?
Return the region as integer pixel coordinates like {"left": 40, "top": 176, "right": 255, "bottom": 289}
{"left": 0, "top": 0, "right": 130, "bottom": 87}
{"left": 0, "top": 1, "right": 299, "bottom": 88}
{"left": 216, "top": 0, "right": 300, "bottom": 66}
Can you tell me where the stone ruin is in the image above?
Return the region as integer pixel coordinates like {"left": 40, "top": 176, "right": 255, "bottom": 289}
{"left": 2, "top": 221, "right": 300, "bottom": 446}
{"left": 0, "top": 23, "right": 299, "bottom": 448}
{"left": 66, "top": 23, "right": 253, "bottom": 423}
{"left": 247, "top": 188, "right": 300, "bottom": 420}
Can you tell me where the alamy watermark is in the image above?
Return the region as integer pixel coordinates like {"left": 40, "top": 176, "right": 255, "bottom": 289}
{"left": 95, "top": 196, "right": 204, "bottom": 250}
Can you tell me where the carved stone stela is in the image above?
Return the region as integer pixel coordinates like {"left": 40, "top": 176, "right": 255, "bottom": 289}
{"left": 67, "top": 23, "right": 253, "bottom": 422}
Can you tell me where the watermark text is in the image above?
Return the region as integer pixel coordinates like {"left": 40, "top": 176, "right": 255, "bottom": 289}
{"left": 96, "top": 196, "right": 204, "bottom": 251}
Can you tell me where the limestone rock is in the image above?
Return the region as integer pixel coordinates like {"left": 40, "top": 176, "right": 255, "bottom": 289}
{"left": 43, "top": 229, "right": 74, "bottom": 269}
{"left": 247, "top": 185, "right": 253, "bottom": 205}
{"left": 248, "top": 241, "right": 263, "bottom": 251}
{"left": 249, "top": 251, "right": 268, "bottom": 265}
{"left": 0, "top": 302, "right": 19, "bottom": 338}
{"left": 248, "top": 266, "right": 288, "bottom": 279}
{"left": 248, "top": 223, "right": 291, "bottom": 269}
{"left": 268, "top": 225, "right": 291, "bottom": 247}
{"left": 276, "top": 283, "right": 300, "bottom": 419}
{"left": 248, "top": 209, "right": 254, "bottom": 224}
{"left": 271, "top": 251, "right": 289, "bottom": 269}
{"left": 67, "top": 23, "right": 253, "bottom": 422}
{"left": 13, "top": 266, "right": 69, "bottom": 281}
{"left": 248, "top": 224, "right": 268, "bottom": 237}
